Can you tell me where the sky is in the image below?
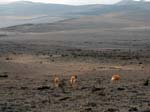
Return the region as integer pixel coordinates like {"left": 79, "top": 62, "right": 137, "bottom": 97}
{"left": 0, "top": 0, "right": 123, "bottom": 5}
{"left": 0, "top": 0, "right": 149, "bottom": 5}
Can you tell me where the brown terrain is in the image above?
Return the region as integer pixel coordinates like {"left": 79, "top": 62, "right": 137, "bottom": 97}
{"left": 0, "top": 13, "right": 150, "bottom": 112}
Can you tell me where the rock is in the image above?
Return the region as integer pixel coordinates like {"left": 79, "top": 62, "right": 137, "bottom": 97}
{"left": 144, "top": 79, "right": 149, "bottom": 86}
{"left": 84, "top": 107, "right": 92, "bottom": 111}
{"left": 5, "top": 57, "right": 12, "bottom": 60}
{"left": 104, "top": 108, "right": 119, "bottom": 112}
{"left": 20, "top": 87, "right": 28, "bottom": 90}
{"left": 129, "top": 107, "right": 138, "bottom": 111}
{"left": 37, "top": 86, "right": 50, "bottom": 90}
{"left": 91, "top": 87, "right": 105, "bottom": 93}
{"left": 117, "top": 87, "right": 125, "bottom": 91}
{"left": 80, "top": 86, "right": 89, "bottom": 90}
{"left": 0, "top": 74, "right": 8, "bottom": 78}
{"left": 59, "top": 97, "right": 70, "bottom": 101}
{"left": 0, "top": 72, "right": 9, "bottom": 78}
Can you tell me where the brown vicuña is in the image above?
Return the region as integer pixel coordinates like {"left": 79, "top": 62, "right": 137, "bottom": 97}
{"left": 111, "top": 74, "right": 121, "bottom": 82}
{"left": 53, "top": 75, "right": 60, "bottom": 88}
{"left": 70, "top": 75, "right": 77, "bottom": 87}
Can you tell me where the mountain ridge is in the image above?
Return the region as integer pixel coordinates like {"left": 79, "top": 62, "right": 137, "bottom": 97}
{"left": 0, "top": 0, "right": 150, "bottom": 28}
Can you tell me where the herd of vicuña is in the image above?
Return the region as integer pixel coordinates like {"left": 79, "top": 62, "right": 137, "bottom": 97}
{"left": 53, "top": 74, "right": 120, "bottom": 88}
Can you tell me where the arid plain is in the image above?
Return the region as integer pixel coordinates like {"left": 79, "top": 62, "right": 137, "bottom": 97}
{"left": 0, "top": 9, "right": 150, "bottom": 112}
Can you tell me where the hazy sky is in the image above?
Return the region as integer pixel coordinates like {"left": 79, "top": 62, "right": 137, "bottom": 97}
{"left": 0, "top": 0, "right": 122, "bottom": 5}
{"left": 0, "top": 0, "right": 149, "bottom": 5}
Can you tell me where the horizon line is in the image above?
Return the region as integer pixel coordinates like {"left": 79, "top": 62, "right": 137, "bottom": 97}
{"left": 0, "top": 0, "right": 121, "bottom": 5}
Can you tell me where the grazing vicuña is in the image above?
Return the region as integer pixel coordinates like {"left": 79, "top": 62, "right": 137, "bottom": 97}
{"left": 111, "top": 74, "right": 121, "bottom": 82}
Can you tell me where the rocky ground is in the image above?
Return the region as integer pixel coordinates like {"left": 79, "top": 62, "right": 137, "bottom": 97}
{"left": 0, "top": 51, "right": 149, "bottom": 112}
{"left": 0, "top": 17, "right": 150, "bottom": 111}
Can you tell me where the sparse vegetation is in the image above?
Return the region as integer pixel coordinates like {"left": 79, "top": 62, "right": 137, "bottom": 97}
{"left": 0, "top": 0, "right": 150, "bottom": 111}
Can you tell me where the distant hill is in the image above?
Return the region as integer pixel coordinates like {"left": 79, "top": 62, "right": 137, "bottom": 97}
{"left": 0, "top": 1, "right": 103, "bottom": 16}
{"left": 0, "top": 0, "right": 150, "bottom": 28}
{"left": 0, "top": 1, "right": 104, "bottom": 28}
{"left": 0, "top": 0, "right": 149, "bottom": 16}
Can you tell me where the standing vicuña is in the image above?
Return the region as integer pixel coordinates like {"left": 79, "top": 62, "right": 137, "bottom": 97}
{"left": 53, "top": 75, "right": 60, "bottom": 88}
{"left": 70, "top": 75, "right": 77, "bottom": 87}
